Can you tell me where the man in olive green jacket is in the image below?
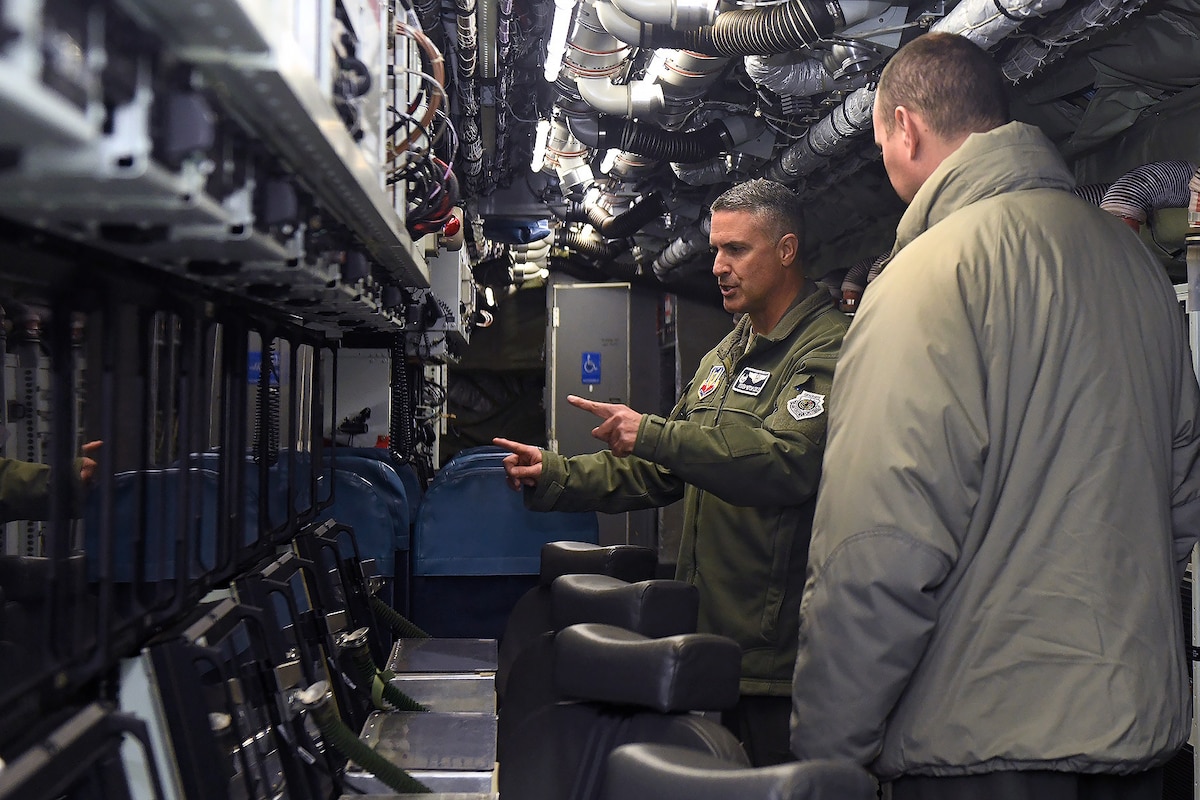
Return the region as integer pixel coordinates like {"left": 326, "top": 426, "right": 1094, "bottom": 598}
{"left": 495, "top": 178, "right": 849, "bottom": 766}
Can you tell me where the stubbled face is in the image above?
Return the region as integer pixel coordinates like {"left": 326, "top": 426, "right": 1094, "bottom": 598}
{"left": 873, "top": 99, "right": 919, "bottom": 204}
{"left": 709, "top": 209, "right": 792, "bottom": 328}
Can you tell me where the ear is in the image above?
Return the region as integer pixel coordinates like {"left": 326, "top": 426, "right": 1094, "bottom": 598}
{"left": 894, "top": 105, "right": 921, "bottom": 160}
{"left": 777, "top": 232, "right": 799, "bottom": 268}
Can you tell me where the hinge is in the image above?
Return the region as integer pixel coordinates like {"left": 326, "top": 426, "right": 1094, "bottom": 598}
{"left": 552, "top": 306, "right": 559, "bottom": 327}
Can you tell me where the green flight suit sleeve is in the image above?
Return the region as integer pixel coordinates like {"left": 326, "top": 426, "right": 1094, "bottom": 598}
{"left": 524, "top": 380, "right": 699, "bottom": 514}
{"left": 0, "top": 456, "right": 87, "bottom": 523}
{"left": 526, "top": 447, "right": 686, "bottom": 513}
{"left": 632, "top": 352, "right": 834, "bottom": 507}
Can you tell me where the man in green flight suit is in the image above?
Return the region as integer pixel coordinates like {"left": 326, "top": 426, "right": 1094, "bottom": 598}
{"left": 494, "top": 178, "right": 849, "bottom": 766}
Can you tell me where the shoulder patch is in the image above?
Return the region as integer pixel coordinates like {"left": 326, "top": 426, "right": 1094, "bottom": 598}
{"left": 787, "top": 390, "right": 825, "bottom": 421}
{"left": 732, "top": 367, "right": 771, "bottom": 396}
{"left": 697, "top": 365, "right": 725, "bottom": 399}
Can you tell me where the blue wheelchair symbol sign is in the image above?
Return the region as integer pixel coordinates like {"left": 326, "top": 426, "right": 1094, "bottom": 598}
{"left": 581, "top": 352, "right": 601, "bottom": 385}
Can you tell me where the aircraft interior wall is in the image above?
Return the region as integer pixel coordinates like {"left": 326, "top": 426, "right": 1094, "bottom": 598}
{"left": 0, "top": 0, "right": 1199, "bottom": 797}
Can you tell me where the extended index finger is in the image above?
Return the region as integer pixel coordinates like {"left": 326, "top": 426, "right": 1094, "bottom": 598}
{"left": 566, "top": 394, "right": 615, "bottom": 418}
{"left": 492, "top": 437, "right": 536, "bottom": 456}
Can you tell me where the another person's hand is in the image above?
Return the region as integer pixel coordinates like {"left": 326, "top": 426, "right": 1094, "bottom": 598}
{"left": 567, "top": 395, "right": 643, "bottom": 457}
{"left": 79, "top": 440, "right": 102, "bottom": 484}
{"left": 492, "top": 437, "right": 544, "bottom": 490}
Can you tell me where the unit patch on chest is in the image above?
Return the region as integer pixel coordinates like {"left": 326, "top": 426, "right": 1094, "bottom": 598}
{"left": 787, "top": 390, "right": 825, "bottom": 421}
{"left": 697, "top": 365, "right": 725, "bottom": 399}
{"left": 731, "top": 367, "right": 771, "bottom": 396}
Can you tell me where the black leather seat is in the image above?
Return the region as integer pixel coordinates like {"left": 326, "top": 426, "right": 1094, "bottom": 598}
{"left": 498, "top": 573, "right": 699, "bottom": 761}
{"left": 604, "top": 743, "right": 878, "bottom": 800}
{"left": 497, "top": 540, "right": 658, "bottom": 700}
{"left": 499, "top": 622, "right": 748, "bottom": 800}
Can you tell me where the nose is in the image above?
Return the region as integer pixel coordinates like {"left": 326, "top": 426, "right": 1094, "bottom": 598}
{"left": 712, "top": 254, "right": 729, "bottom": 277}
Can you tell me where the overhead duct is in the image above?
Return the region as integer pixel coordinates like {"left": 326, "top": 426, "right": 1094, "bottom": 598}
{"left": 569, "top": 113, "right": 762, "bottom": 163}
{"left": 673, "top": 157, "right": 737, "bottom": 185}
{"left": 652, "top": 220, "right": 711, "bottom": 281}
{"left": 576, "top": 77, "right": 665, "bottom": 118}
{"left": 595, "top": 0, "right": 837, "bottom": 56}
{"left": 764, "top": 0, "right": 1077, "bottom": 186}
{"left": 543, "top": 117, "right": 594, "bottom": 191}
{"left": 562, "top": 0, "right": 630, "bottom": 81}
{"left": 764, "top": 88, "right": 874, "bottom": 182}
{"left": 564, "top": 192, "right": 669, "bottom": 238}
{"left": 608, "top": 0, "right": 719, "bottom": 29}
{"left": 744, "top": 56, "right": 843, "bottom": 98}
{"left": 652, "top": 49, "right": 730, "bottom": 127}
{"left": 1073, "top": 183, "right": 1113, "bottom": 206}
{"left": 1099, "top": 160, "right": 1199, "bottom": 231}
{"left": 1002, "top": 0, "right": 1148, "bottom": 82}
{"left": 512, "top": 239, "right": 551, "bottom": 264}
{"left": 557, "top": 228, "right": 624, "bottom": 259}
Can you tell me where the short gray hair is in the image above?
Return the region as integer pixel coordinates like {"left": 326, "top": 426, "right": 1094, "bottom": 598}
{"left": 710, "top": 179, "right": 804, "bottom": 243}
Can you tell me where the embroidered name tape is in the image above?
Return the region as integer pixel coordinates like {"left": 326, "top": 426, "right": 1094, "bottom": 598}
{"left": 732, "top": 367, "right": 771, "bottom": 396}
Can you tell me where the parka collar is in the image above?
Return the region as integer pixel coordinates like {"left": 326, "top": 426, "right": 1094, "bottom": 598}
{"left": 892, "top": 121, "right": 1076, "bottom": 257}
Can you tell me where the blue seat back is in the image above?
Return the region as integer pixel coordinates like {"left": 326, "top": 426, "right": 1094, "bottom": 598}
{"left": 84, "top": 468, "right": 227, "bottom": 582}
{"left": 333, "top": 447, "right": 424, "bottom": 517}
{"left": 414, "top": 458, "right": 599, "bottom": 577}
{"left": 322, "top": 455, "right": 411, "bottom": 550}
{"left": 313, "top": 469, "right": 405, "bottom": 578}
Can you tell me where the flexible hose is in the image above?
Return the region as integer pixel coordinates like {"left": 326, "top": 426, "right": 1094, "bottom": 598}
{"left": 1073, "top": 183, "right": 1111, "bottom": 206}
{"left": 307, "top": 696, "right": 433, "bottom": 794}
{"left": 569, "top": 114, "right": 728, "bottom": 163}
{"left": 565, "top": 193, "right": 668, "bottom": 238}
{"left": 652, "top": 0, "right": 834, "bottom": 57}
{"left": 1100, "top": 160, "right": 1197, "bottom": 228}
{"left": 346, "top": 638, "right": 430, "bottom": 713}
{"left": 370, "top": 595, "right": 432, "bottom": 638}
{"left": 557, "top": 230, "right": 623, "bottom": 259}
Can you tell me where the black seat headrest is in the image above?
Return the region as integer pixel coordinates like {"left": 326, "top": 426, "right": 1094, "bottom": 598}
{"left": 554, "top": 623, "right": 740, "bottom": 712}
{"left": 603, "top": 743, "right": 878, "bottom": 800}
{"left": 539, "top": 541, "right": 658, "bottom": 585}
{"left": 551, "top": 574, "right": 698, "bottom": 638}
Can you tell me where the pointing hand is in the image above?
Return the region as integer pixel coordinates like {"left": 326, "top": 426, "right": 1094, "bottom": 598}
{"left": 492, "top": 437, "right": 544, "bottom": 490}
{"left": 567, "top": 394, "right": 643, "bottom": 457}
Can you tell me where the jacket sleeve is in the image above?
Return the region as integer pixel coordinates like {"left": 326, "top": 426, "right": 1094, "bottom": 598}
{"left": 0, "top": 457, "right": 53, "bottom": 523}
{"left": 632, "top": 351, "right": 836, "bottom": 507}
{"left": 790, "top": 266, "right": 979, "bottom": 766}
{"left": 524, "top": 374, "right": 702, "bottom": 513}
{"left": 526, "top": 448, "right": 687, "bottom": 513}
{"left": 0, "top": 457, "right": 90, "bottom": 523}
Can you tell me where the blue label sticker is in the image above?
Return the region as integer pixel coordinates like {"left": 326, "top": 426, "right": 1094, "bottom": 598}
{"left": 248, "top": 350, "right": 280, "bottom": 385}
{"left": 581, "top": 352, "right": 601, "bottom": 385}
